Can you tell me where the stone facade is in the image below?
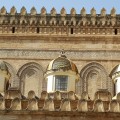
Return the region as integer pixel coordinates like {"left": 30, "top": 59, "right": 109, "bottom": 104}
{"left": 0, "top": 7, "right": 120, "bottom": 119}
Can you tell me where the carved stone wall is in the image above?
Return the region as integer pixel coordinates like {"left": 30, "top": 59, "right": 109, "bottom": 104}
{"left": 0, "top": 7, "right": 119, "bottom": 99}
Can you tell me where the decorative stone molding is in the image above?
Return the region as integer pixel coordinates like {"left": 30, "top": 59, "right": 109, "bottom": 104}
{"left": 0, "top": 7, "right": 119, "bottom": 35}
{"left": 0, "top": 49, "right": 120, "bottom": 61}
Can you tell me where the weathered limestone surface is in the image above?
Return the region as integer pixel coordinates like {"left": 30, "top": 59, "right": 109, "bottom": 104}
{"left": 0, "top": 7, "right": 120, "bottom": 119}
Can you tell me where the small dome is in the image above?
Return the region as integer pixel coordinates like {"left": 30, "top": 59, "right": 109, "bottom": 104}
{"left": 0, "top": 61, "right": 8, "bottom": 71}
{"left": 109, "top": 64, "right": 120, "bottom": 79}
{"left": 47, "top": 54, "right": 78, "bottom": 74}
{"left": 45, "top": 52, "right": 79, "bottom": 93}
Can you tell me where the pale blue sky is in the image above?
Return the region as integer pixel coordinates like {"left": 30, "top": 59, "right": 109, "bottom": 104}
{"left": 0, "top": 0, "right": 120, "bottom": 14}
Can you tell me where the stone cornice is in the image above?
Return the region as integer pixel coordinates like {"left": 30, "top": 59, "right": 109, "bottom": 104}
{"left": 0, "top": 35, "right": 120, "bottom": 43}
{"left": 0, "top": 49, "right": 120, "bottom": 61}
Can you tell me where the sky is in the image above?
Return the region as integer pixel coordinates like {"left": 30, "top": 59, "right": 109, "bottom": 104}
{"left": 0, "top": 0, "right": 120, "bottom": 14}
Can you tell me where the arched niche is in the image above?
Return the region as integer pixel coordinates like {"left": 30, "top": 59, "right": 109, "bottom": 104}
{"left": 4, "top": 62, "right": 19, "bottom": 89}
{"left": 78, "top": 62, "right": 110, "bottom": 100}
{"left": 17, "top": 62, "right": 44, "bottom": 97}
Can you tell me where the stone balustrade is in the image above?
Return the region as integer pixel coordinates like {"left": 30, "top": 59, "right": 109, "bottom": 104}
{"left": 0, "top": 90, "right": 120, "bottom": 112}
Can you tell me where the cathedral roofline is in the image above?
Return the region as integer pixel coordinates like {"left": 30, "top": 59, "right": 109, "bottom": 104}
{"left": 0, "top": 6, "right": 117, "bottom": 15}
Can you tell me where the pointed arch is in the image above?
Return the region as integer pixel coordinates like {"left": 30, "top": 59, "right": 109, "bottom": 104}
{"left": 78, "top": 62, "right": 110, "bottom": 99}
{"left": 17, "top": 62, "right": 44, "bottom": 97}
{"left": 4, "top": 61, "right": 19, "bottom": 89}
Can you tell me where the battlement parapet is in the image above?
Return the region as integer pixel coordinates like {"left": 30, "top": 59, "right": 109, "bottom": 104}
{"left": 0, "top": 90, "right": 119, "bottom": 112}
{"left": 0, "top": 7, "right": 119, "bottom": 35}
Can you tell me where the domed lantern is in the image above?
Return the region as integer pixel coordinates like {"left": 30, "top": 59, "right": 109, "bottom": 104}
{"left": 44, "top": 51, "right": 79, "bottom": 93}
{"left": 110, "top": 65, "right": 120, "bottom": 96}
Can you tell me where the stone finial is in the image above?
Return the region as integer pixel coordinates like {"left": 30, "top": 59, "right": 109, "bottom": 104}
{"left": 60, "top": 99, "right": 71, "bottom": 111}
{"left": 54, "top": 91, "right": 61, "bottom": 100}
{"left": 10, "top": 98, "right": 21, "bottom": 110}
{"left": 20, "top": 7, "right": 27, "bottom": 15}
{"left": 60, "top": 7, "right": 66, "bottom": 16}
{"left": 50, "top": 7, "right": 56, "bottom": 16}
{"left": 68, "top": 91, "right": 76, "bottom": 100}
{"left": 30, "top": 7, "right": 37, "bottom": 15}
{"left": 109, "top": 100, "right": 120, "bottom": 112}
{"left": 91, "top": 7, "right": 96, "bottom": 17}
{"left": 40, "top": 91, "right": 48, "bottom": 100}
{"left": 101, "top": 8, "right": 106, "bottom": 17}
{"left": 81, "top": 7, "right": 86, "bottom": 16}
{"left": 93, "top": 99, "right": 104, "bottom": 112}
{"left": 0, "top": 6, "right": 7, "bottom": 15}
{"left": 27, "top": 90, "right": 36, "bottom": 99}
{"left": 41, "top": 7, "right": 47, "bottom": 16}
{"left": 27, "top": 98, "right": 38, "bottom": 110}
{"left": 81, "top": 92, "right": 89, "bottom": 100}
{"left": 77, "top": 99, "right": 88, "bottom": 112}
{"left": 111, "top": 7, "right": 116, "bottom": 17}
{"left": 43, "top": 98, "right": 54, "bottom": 111}
{"left": 94, "top": 90, "right": 112, "bottom": 101}
{"left": 10, "top": 6, "right": 17, "bottom": 15}
{"left": 0, "top": 98, "right": 5, "bottom": 110}
{"left": 70, "top": 8, "right": 76, "bottom": 16}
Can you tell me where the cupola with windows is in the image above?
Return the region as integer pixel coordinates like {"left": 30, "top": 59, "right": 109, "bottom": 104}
{"left": 44, "top": 51, "right": 79, "bottom": 93}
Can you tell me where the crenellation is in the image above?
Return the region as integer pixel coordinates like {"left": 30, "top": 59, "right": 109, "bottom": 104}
{"left": 20, "top": 7, "right": 27, "bottom": 15}
{"left": 30, "top": 7, "right": 37, "bottom": 15}
{"left": 10, "top": 6, "right": 17, "bottom": 15}
{"left": 0, "top": 7, "right": 119, "bottom": 36}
